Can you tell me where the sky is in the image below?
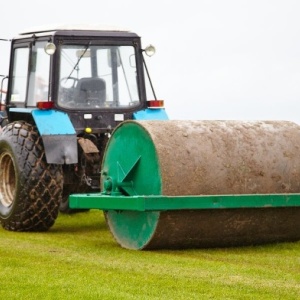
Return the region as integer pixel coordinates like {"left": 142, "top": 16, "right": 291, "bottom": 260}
{"left": 1, "top": 0, "right": 300, "bottom": 122}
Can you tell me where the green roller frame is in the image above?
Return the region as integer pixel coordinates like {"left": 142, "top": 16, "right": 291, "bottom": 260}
{"left": 69, "top": 193, "right": 300, "bottom": 211}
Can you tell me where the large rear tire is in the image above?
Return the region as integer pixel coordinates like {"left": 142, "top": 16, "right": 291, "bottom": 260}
{"left": 0, "top": 121, "right": 63, "bottom": 231}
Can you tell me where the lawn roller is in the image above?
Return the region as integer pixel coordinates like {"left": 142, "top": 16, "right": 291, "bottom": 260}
{"left": 69, "top": 120, "right": 300, "bottom": 250}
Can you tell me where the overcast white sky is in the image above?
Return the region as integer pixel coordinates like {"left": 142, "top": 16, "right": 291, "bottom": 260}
{"left": 1, "top": 0, "right": 300, "bottom": 122}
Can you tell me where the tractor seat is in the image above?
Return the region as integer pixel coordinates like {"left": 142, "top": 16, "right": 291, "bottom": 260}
{"left": 75, "top": 77, "right": 106, "bottom": 106}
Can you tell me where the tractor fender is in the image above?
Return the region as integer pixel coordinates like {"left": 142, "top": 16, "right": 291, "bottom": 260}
{"left": 133, "top": 108, "right": 169, "bottom": 120}
{"left": 32, "top": 110, "right": 77, "bottom": 164}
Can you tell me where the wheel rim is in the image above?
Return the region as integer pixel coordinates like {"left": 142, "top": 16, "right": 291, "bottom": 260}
{"left": 0, "top": 152, "right": 16, "bottom": 207}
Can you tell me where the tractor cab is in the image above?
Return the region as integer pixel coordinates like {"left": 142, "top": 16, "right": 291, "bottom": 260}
{"left": 5, "top": 25, "right": 159, "bottom": 133}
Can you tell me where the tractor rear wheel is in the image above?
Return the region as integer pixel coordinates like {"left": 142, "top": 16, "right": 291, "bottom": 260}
{"left": 0, "top": 121, "right": 63, "bottom": 231}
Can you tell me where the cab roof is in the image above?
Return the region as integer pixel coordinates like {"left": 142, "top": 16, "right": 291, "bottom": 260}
{"left": 15, "top": 24, "right": 138, "bottom": 39}
{"left": 19, "top": 24, "right": 131, "bottom": 35}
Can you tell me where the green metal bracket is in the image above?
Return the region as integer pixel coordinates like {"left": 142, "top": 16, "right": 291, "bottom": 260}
{"left": 69, "top": 193, "right": 300, "bottom": 211}
{"left": 102, "top": 156, "right": 141, "bottom": 196}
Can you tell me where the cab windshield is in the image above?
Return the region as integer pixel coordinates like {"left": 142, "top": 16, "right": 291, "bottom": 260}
{"left": 58, "top": 44, "right": 140, "bottom": 109}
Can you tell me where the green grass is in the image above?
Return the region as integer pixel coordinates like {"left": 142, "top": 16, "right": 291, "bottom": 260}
{"left": 0, "top": 210, "right": 300, "bottom": 299}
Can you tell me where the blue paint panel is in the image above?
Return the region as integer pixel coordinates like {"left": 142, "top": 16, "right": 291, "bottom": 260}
{"left": 133, "top": 108, "right": 169, "bottom": 120}
{"left": 32, "top": 110, "right": 76, "bottom": 135}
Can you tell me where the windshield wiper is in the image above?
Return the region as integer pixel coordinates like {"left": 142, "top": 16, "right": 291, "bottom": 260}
{"left": 66, "top": 41, "right": 91, "bottom": 79}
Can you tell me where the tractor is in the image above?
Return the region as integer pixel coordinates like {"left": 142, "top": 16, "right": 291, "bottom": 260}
{"left": 0, "top": 25, "right": 167, "bottom": 232}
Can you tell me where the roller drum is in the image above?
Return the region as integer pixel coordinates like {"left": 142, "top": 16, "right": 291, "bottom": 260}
{"left": 102, "top": 120, "right": 300, "bottom": 249}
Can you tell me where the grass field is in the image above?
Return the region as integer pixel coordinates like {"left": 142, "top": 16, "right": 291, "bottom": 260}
{"left": 0, "top": 210, "right": 300, "bottom": 299}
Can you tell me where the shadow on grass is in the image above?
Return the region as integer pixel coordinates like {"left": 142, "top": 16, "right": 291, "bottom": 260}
{"left": 50, "top": 222, "right": 108, "bottom": 234}
{"left": 50, "top": 210, "right": 109, "bottom": 234}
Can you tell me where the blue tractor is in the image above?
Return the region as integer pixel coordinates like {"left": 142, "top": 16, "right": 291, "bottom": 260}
{"left": 0, "top": 25, "right": 167, "bottom": 231}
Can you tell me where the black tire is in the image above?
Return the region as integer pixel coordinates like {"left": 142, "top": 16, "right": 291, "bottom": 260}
{"left": 59, "top": 189, "right": 73, "bottom": 214}
{"left": 0, "top": 121, "right": 63, "bottom": 231}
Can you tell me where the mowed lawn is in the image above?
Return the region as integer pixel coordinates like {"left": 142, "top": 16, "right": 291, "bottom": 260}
{"left": 0, "top": 210, "right": 299, "bottom": 300}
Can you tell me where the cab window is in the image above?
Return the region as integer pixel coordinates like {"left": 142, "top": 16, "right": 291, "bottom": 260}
{"left": 10, "top": 41, "right": 50, "bottom": 107}
{"left": 10, "top": 47, "right": 29, "bottom": 103}
{"left": 58, "top": 44, "right": 140, "bottom": 109}
{"left": 27, "top": 41, "right": 50, "bottom": 106}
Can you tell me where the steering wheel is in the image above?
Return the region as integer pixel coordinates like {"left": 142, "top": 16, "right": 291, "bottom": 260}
{"left": 59, "top": 77, "right": 79, "bottom": 105}
{"left": 60, "top": 77, "right": 79, "bottom": 89}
